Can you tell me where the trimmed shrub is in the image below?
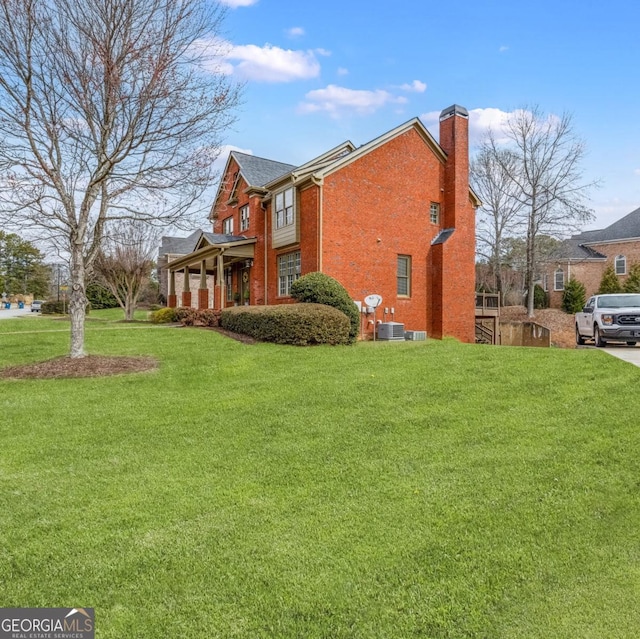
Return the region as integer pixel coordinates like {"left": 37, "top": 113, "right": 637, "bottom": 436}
{"left": 561, "top": 277, "right": 586, "bottom": 314}
{"left": 149, "top": 307, "right": 179, "bottom": 323}
{"left": 623, "top": 262, "right": 640, "bottom": 293}
{"left": 221, "top": 303, "right": 350, "bottom": 345}
{"left": 290, "top": 272, "right": 360, "bottom": 343}
{"left": 41, "top": 299, "right": 90, "bottom": 315}
{"left": 597, "top": 265, "right": 622, "bottom": 294}
{"left": 86, "top": 283, "right": 118, "bottom": 309}
{"left": 175, "top": 307, "right": 221, "bottom": 327}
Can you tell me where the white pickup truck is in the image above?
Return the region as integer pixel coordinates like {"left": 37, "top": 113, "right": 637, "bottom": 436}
{"left": 575, "top": 293, "right": 640, "bottom": 347}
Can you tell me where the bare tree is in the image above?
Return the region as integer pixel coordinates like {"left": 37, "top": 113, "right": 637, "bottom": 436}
{"left": 471, "top": 147, "right": 523, "bottom": 303}
{"left": 0, "top": 0, "right": 240, "bottom": 356}
{"left": 94, "top": 221, "right": 158, "bottom": 321}
{"left": 480, "top": 106, "right": 595, "bottom": 317}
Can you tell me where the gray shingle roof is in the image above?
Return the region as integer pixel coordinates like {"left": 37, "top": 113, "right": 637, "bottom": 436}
{"left": 231, "top": 151, "right": 296, "bottom": 187}
{"left": 160, "top": 230, "right": 251, "bottom": 257}
{"left": 159, "top": 230, "right": 202, "bottom": 256}
{"left": 573, "top": 206, "right": 640, "bottom": 243}
{"left": 201, "top": 232, "right": 249, "bottom": 244}
{"left": 552, "top": 238, "right": 607, "bottom": 260}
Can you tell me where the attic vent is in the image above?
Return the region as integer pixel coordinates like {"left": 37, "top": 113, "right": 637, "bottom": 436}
{"left": 377, "top": 322, "right": 405, "bottom": 340}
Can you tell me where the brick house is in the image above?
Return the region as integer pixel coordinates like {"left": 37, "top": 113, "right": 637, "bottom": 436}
{"left": 542, "top": 207, "right": 640, "bottom": 307}
{"left": 165, "top": 105, "right": 480, "bottom": 341}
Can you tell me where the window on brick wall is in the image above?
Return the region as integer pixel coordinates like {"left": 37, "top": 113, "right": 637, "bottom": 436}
{"left": 430, "top": 202, "right": 440, "bottom": 224}
{"left": 554, "top": 268, "right": 564, "bottom": 291}
{"left": 275, "top": 187, "right": 294, "bottom": 229}
{"left": 397, "top": 255, "right": 411, "bottom": 296}
{"left": 542, "top": 273, "right": 549, "bottom": 291}
{"left": 278, "top": 251, "right": 301, "bottom": 296}
{"left": 240, "top": 205, "right": 249, "bottom": 232}
{"left": 615, "top": 254, "right": 627, "bottom": 275}
{"left": 222, "top": 216, "right": 233, "bottom": 235}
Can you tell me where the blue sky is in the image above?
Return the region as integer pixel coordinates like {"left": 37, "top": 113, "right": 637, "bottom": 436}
{"left": 207, "top": 0, "right": 640, "bottom": 231}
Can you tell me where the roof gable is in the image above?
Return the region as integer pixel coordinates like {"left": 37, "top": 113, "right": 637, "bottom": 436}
{"left": 232, "top": 151, "right": 296, "bottom": 187}
{"left": 574, "top": 206, "right": 640, "bottom": 243}
{"left": 310, "top": 117, "right": 446, "bottom": 180}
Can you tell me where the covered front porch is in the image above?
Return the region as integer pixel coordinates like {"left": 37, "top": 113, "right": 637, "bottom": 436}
{"left": 165, "top": 235, "right": 257, "bottom": 310}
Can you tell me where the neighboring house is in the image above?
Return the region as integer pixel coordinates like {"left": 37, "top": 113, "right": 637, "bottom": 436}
{"left": 164, "top": 105, "right": 480, "bottom": 341}
{"left": 542, "top": 207, "right": 640, "bottom": 307}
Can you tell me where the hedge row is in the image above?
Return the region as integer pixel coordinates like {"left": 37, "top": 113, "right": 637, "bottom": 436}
{"left": 148, "top": 307, "right": 221, "bottom": 327}
{"left": 220, "top": 303, "right": 350, "bottom": 345}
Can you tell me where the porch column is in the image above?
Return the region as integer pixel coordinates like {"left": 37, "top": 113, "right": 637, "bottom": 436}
{"left": 182, "top": 267, "right": 192, "bottom": 308}
{"left": 198, "top": 259, "right": 209, "bottom": 309}
{"left": 213, "top": 253, "right": 224, "bottom": 310}
{"left": 168, "top": 270, "right": 177, "bottom": 308}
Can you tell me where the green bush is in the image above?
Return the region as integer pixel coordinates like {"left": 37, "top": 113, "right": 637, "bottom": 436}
{"left": 149, "top": 307, "right": 179, "bottom": 323}
{"left": 41, "top": 300, "right": 67, "bottom": 314}
{"left": 221, "top": 303, "right": 351, "bottom": 345}
{"left": 290, "top": 272, "right": 360, "bottom": 343}
{"left": 41, "top": 299, "right": 90, "bottom": 315}
{"left": 86, "top": 283, "right": 119, "bottom": 309}
{"left": 623, "top": 262, "right": 640, "bottom": 293}
{"left": 561, "top": 277, "right": 586, "bottom": 314}
{"left": 532, "top": 284, "right": 548, "bottom": 309}
{"left": 597, "top": 265, "right": 622, "bottom": 294}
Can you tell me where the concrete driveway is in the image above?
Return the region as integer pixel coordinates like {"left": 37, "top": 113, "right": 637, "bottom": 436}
{"left": 0, "top": 305, "right": 37, "bottom": 319}
{"left": 601, "top": 345, "right": 640, "bottom": 367}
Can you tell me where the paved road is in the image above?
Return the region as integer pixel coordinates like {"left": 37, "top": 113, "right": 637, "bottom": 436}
{"left": 0, "top": 305, "right": 38, "bottom": 319}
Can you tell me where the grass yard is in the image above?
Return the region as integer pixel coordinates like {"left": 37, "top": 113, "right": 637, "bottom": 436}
{"left": 1, "top": 312, "right": 639, "bottom": 638}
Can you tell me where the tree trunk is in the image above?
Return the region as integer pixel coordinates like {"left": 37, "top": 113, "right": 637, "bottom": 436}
{"left": 69, "top": 251, "right": 87, "bottom": 358}
{"left": 526, "top": 210, "right": 536, "bottom": 318}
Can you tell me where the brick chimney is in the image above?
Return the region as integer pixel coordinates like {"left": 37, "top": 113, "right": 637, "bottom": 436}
{"left": 429, "top": 104, "right": 476, "bottom": 343}
{"left": 439, "top": 104, "right": 469, "bottom": 229}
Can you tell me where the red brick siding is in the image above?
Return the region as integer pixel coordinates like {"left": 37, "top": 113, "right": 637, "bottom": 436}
{"left": 320, "top": 129, "right": 445, "bottom": 336}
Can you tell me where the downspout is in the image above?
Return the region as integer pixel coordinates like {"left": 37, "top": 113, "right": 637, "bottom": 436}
{"left": 312, "top": 175, "right": 324, "bottom": 272}
{"left": 264, "top": 203, "right": 268, "bottom": 304}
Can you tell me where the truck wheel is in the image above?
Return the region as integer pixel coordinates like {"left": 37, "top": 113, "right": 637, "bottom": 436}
{"left": 626, "top": 342, "right": 637, "bottom": 347}
{"left": 575, "top": 325, "right": 585, "bottom": 345}
{"left": 594, "top": 326, "right": 607, "bottom": 347}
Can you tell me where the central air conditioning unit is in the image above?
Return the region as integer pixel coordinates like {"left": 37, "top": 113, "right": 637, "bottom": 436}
{"left": 377, "top": 321, "right": 405, "bottom": 340}
{"left": 405, "top": 330, "right": 427, "bottom": 341}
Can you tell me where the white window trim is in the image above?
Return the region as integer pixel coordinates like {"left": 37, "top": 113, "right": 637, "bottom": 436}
{"left": 397, "top": 255, "right": 411, "bottom": 297}
{"left": 222, "top": 216, "right": 233, "bottom": 235}
{"left": 278, "top": 251, "right": 301, "bottom": 296}
{"left": 615, "top": 255, "right": 626, "bottom": 275}
{"left": 554, "top": 268, "right": 564, "bottom": 291}
{"left": 275, "top": 187, "right": 295, "bottom": 229}
{"left": 240, "top": 205, "right": 249, "bottom": 232}
{"left": 430, "top": 202, "right": 440, "bottom": 225}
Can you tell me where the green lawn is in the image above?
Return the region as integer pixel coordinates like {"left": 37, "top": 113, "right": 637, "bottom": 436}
{"left": 1, "top": 312, "right": 639, "bottom": 638}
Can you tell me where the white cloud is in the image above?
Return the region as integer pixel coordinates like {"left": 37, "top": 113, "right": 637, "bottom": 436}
{"left": 192, "top": 38, "right": 325, "bottom": 82}
{"left": 398, "top": 80, "right": 427, "bottom": 93}
{"left": 218, "top": 0, "right": 259, "bottom": 7}
{"left": 337, "top": 67, "right": 349, "bottom": 76}
{"left": 286, "top": 27, "right": 305, "bottom": 38}
{"left": 499, "top": 45, "right": 509, "bottom": 53}
{"left": 299, "top": 84, "right": 406, "bottom": 118}
{"left": 634, "top": 169, "right": 640, "bottom": 176}
{"left": 209, "top": 42, "right": 324, "bottom": 82}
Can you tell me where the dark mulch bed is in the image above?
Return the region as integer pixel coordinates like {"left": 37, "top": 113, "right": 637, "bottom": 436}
{"left": 0, "top": 355, "right": 158, "bottom": 379}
